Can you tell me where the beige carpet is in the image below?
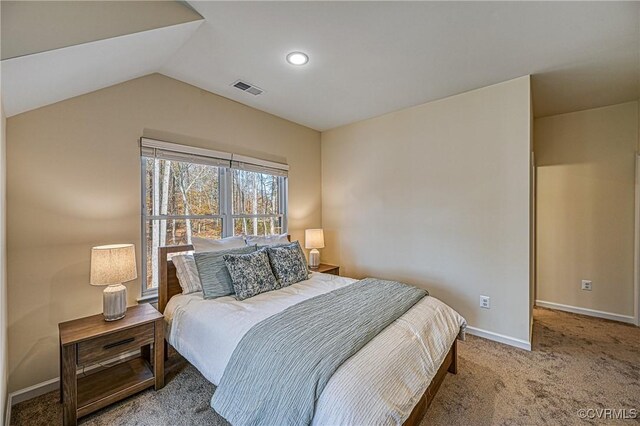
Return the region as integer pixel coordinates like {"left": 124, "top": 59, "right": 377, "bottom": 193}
{"left": 11, "top": 307, "right": 640, "bottom": 425}
{"left": 422, "top": 307, "right": 639, "bottom": 425}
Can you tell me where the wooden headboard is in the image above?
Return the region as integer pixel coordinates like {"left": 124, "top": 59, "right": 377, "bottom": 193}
{"left": 158, "top": 236, "right": 291, "bottom": 313}
{"left": 158, "top": 244, "right": 193, "bottom": 313}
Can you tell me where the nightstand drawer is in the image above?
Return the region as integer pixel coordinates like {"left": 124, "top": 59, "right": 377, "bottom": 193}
{"left": 77, "top": 323, "right": 154, "bottom": 365}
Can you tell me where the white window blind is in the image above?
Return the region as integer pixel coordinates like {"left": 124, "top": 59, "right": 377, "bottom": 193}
{"left": 231, "top": 159, "right": 288, "bottom": 177}
{"left": 140, "top": 138, "right": 232, "bottom": 168}
{"left": 140, "top": 138, "right": 288, "bottom": 176}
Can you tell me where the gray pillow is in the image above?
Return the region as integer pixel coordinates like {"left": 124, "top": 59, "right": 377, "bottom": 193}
{"left": 194, "top": 245, "right": 257, "bottom": 299}
{"left": 224, "top": 248, "right": 279, "bottom": 300}
{"left": 266, "top": 241, "right": 309, "bottom": 287}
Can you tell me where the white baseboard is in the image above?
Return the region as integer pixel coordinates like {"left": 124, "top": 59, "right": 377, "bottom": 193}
{"left": 8, "top": 377, "right": 58, "bottom": 406}
{"left": 4, "top": 397, "right": 11, "bottom": 426}
{"left": 535, "top": 300, "right": 636, "bottom": 324}
{"left": 465, "top": 326, "right": 531, "bottom": 351}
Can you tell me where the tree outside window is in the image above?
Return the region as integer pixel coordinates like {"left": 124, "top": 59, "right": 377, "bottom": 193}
{"left": 142, "top": 157, "right": 286, "bottom": 292}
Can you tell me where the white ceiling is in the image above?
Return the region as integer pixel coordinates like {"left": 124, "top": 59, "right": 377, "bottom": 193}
{"left": 2, "top": 1, "right": 639, "bottom": 131}
{"left": 163, "top": 1, "right": 639, "bottom": 130}
{"left": 1, "top": 0, "right": 202, "bottom": 60}
{"left": 1, "top": 20, "right": 202, "bottom": 117}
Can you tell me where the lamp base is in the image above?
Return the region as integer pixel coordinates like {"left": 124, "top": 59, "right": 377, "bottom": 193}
{"left": 308, "top": 249, "right": 320, "bottom": 269}
{"left": 103, "top": 284, "right": 127, "bottom": 321}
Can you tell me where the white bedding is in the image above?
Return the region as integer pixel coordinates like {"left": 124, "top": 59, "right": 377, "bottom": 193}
{"left": 166, "top": 272, "right": 466, "bottom": 425}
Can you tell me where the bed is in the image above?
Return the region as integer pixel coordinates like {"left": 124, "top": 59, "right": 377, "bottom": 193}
{"left": 158, "top": 244, "right": 466, "bottom": 426}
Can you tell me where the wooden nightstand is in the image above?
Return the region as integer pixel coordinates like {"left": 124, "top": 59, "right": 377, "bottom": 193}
{"left": 310, "top": 263, "right": 340, "bottom": 276}
{"left": 58, "top": 304, "right": 164, "bottom": 425}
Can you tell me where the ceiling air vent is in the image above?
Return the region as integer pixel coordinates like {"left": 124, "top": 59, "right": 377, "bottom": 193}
{"left": 232, "top": 80, "right": 264, "bottom": 96}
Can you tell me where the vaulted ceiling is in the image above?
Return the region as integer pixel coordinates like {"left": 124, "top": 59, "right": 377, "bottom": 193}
{"left": 2, "top": 1, "right": 639, "bottom": 131}
{"left": 0, "top": 1, "right": 204, "bottom": 117}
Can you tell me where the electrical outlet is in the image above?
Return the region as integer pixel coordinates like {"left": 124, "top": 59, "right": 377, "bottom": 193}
{"left": 581, "top": 280, "right": 592, "bottom": 291}
{"left": 480, "top": 295, "right": 490, "bottom": 309}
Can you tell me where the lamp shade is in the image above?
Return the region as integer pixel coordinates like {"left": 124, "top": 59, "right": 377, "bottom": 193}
{"left": 305, "top": 229, "right": 325, "bottom": 249}
{"left": 90, "top": 244, "right": 137, "bottom": 286}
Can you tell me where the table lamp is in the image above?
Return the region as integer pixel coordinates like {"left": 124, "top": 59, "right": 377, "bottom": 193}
{"left": 90, "top": 244, "right": 137, "bottom": 321}
{"left": 305, "top": 229, "right": 325, "bottom": 268}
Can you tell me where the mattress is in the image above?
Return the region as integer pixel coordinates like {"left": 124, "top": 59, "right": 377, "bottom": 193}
{"left": 165, "top": 272, "right": 466, "bottom": 425}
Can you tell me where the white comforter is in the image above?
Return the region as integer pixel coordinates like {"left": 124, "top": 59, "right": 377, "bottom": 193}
{"left": 165, "top": 272, "right": 466, "bottom": 425}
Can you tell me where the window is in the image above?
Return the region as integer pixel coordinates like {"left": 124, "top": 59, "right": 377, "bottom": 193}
{"left": 141, "top": 139, "right": 287, "bottom": 294}
{"left": 232, "top": 169, "right": 284, "bottom": 236}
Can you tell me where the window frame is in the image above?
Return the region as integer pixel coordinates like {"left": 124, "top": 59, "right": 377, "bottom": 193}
{"left": 140, "top": 157, "right": 288, "bottom": 297}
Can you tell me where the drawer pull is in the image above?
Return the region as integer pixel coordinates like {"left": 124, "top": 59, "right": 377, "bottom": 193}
{"left": 103, "top": 337, "right": 135, "bottom": 350}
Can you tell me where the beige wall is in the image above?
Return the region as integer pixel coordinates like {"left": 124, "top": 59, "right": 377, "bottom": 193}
{"left": 321, "top": 76, "right": 532, "bottom": 342}
{"left": 6, "top": 74, "right": 321, "bottom": 392}
{"left": 535, "top": 101, "right": 638, "bottom": 318}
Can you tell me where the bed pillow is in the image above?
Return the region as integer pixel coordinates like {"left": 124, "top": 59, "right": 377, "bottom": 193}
{"left": 194, "top": 245, "right": 257, "bottom": 299}
{"left": 192, "top": 235, "right": 247, "bottom": 252}
{"left": 172, "top": 254, "right": 202, "bottom": 294}
{"left": 269, "top": 241, "right": 309, "bottom": 272}
{"left": 244, "top": 233, "right": 289, "bottom": 247}
{"left": 266, "top": 241, "right": 310, "bottom": 287}
{"left": 224, "top": 248, "right": 279, "bottom": 301}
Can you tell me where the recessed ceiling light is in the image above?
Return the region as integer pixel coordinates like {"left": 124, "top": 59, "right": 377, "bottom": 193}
{"left": 286, "top": 51, "right": 309, "bottom": 66}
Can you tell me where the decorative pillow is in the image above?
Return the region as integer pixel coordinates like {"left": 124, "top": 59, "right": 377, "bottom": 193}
{"left": 194, "top": 245, "right": 257, "bottom": 299}
{"left": 244, "top": 233, "right": 289, "bottom": 247}
{"left": 172, "top": 254, "right": 202, "bottom": 294}
{"left": 266, "top": 241, "right": 310, "bottom": 287}
{"left": 269, "top": 241, "right": 309, "bottom": 270}
{"left": 192, "top": 235, "right": 247, "bottom": 252}
{"left": 224, "top": 249, "right": 279, "bottom": 300}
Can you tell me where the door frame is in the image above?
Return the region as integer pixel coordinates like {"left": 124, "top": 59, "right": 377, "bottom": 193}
{"left": 635, "top": 153, "right": 640, "bottom": 326}
{"left": 530, "top": 152, "right": 536, "bottom": 336}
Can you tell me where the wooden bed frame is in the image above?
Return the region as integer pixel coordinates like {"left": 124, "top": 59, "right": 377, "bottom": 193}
{"left": 157, "top": 244, "right": 457, "bottom": 426}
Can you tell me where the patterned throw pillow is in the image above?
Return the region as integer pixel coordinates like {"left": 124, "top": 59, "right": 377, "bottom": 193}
{"left": 194, "top": 245, "right": 257, "bottom": 299}
{"left": 266, "top": 241, "right": 310, "bottom": 287}
{"left": 224, "top": 248, "right": 279, "bottom": 300}
{"left": 268, "top": 241, "right": 309, "bottom": 270}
